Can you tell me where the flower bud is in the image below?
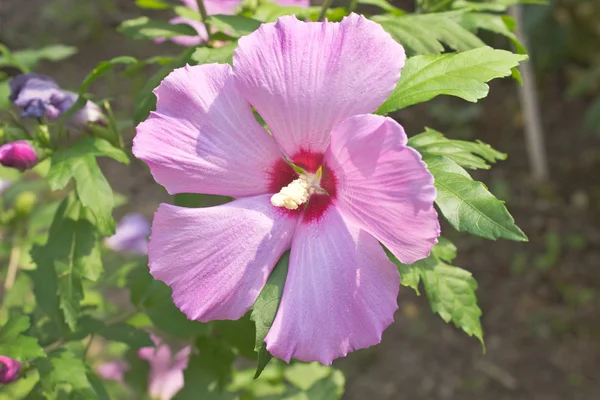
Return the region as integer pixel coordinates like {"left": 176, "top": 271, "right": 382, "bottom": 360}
{"left": 0, "top": 141, "right": 38, "bottom": 171}
{"left": 0, "top": 356, "right": 21, "bottom": 384}
{"left": 15, "top": 191, "right": 36, "bottom": 216}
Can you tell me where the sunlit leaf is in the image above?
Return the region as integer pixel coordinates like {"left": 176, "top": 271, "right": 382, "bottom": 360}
{"left": 206, "top": 14, "right": 262, "bottom": 37}
{"left": 118, "top": 17, "right": 198, "bottom": 40}
{"left": 36, "top": 350, "right": 98, "bottom": 399}
{"left": 378, "top": 47, "right": 527, "bottom": 114}
{"left": 250, "top": 252, "right": 289, "bottom": 378}
{"left": 409, "top": 127, "right": 506, "bottom": 170}
{"left": 388, "top": 240, "right": 484, "bottom": 346}
{"left": 425, "top": 155, "right": 528, "bottom": 241}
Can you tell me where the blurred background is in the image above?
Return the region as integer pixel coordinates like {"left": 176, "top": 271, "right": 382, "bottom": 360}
{"left": 1, "top": 0, "right": 599, "bottom": 399}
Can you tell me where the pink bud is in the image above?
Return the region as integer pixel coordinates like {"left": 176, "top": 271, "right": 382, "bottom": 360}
{"left": 0, "top": 141, "right": 38, "bottom": 171}
{"left": 0, "top": 356, "right": 21, "bottom": 384}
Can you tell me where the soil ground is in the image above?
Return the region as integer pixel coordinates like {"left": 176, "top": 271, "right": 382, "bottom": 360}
{"left": 2, "top": 1, "right": 599, "bottom": 399}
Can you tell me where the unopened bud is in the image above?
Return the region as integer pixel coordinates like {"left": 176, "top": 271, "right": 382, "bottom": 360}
{"left": 0, "top": 141, "right": 38, "bottom": 171}
{"left": 0, "top": 356, "right": 21, "bottom": 384}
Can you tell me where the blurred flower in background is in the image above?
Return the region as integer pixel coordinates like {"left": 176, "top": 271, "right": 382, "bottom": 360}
{"left": 161, "top": 0, "right": 310, "bottom": 46}
{"left": 99, "top": 336, "right": 191, "bottom": 400}
{"left": 9, "top": 73, "right": 105, "bottom": 130}
{"left": 0, "top": 180, "right": 13, "bottom": 194}
{"left": 0, "top": 356, "right": 21, "bottom": 384}
{"left": 0, "top": 141, "right": 38, "bottom": 171}
{"left": 105, "top": 213, "right": 151, "bottom": 255}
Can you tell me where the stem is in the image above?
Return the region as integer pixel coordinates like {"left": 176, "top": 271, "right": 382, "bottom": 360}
{"left": 0, "top": 240, "right": 21, "bottom": 307}
{"left": 318, "top": 0, "right": 333, "bottom": 22}
{"left": 83, "top": 334, "right": 95, "bottom": 360}
{"left": 196, "top": 0, "right": 212, "bottom": 42}
{"left": 510, "top": 5, "right": 549, "bottom": 183}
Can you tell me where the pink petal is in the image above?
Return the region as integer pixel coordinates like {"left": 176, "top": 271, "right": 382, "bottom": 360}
{"left": 233, "top": 14, "right": 405, "bottom": 167}
{"left": 134, "top": 64, "right": 284, "bottom": 197}
{"left": 265, "top": 205, "right": 400, "bottom": 365}
{"left": 149, "top": 195, "right": 297, "bottom": 322}
{"left": 324, "top": 114, "right": 440, "bottom": 264}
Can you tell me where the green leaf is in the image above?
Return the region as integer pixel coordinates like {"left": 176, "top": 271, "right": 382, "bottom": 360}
{"left": 126, "top": 265, "right": 208, "bottom": 338}
{"left": 47, "top": 137, "right": 128, "bottom": 191}
{"left": 37, "top": 350, "right": 97, "bottom": 399}
{"left": 98, "top": 323, "right": 153, "bottom": 348}
{"left": 206, "top": 15, "right": 262, "bottom": 38}
{"left": 118, "top": 16, "right": 198, "bottom": 40}
{"left": 78, "top": 56, "right": 138, "bottom": 95}
{"left": 388, "top": 240, "right": 484, "bottom": 345}
{"left": 54, "top": 259, "right": 84, "bottom": 331}
{"left": 30, "top": 195, "right": 106, "bottom": 330}
{"left": 191, "top": 42, "right": 237, "bottom": 65}
{"left": 358, "top": 0, "right": 404, "bottom": 15}
{"left": 175, "top": 339, "right": 236, "bottom": 400}
{"left": 72, "top": 156, "right": 116, "bottom": 236}
{"left": 135, "top": 0, "right": 171, "bottom": 9}
{"left": 0, "top": 44, "right": 77, "bottom": 70}
{"left": 0, "top": 316, "right": 45, "bottom": 361}
{"left": 457, "top": 13, "right": 526, "bottom": 53}
{"left": 252, "top": 4, "right": 343, "bottom": 22}
{"left": 425, "top": 155, "right": 528, "bottom": 241}
{"left": 377, "top": 47, "right": 528, "bottom": 114}
{"left": 408, "top": 127, "right": 506, "bottom": 170}
{"left": 250, "top": 252, "right": 289, "bottom": 378}
{"left": 372, "top": 12, "right": 485, "bottom": 56}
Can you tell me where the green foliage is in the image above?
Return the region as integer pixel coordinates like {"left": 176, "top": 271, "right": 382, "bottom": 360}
{"left": 206, "top": 15, "right": 263, "bottom": 38}
{"left": 118, "top": 17, "right": 198, "bottom": 40}
{"left": 0, "top": 316, "right": 45, "bottom": 361}
{"left": 425, "top": 155, "right": 528, "bottom": 241}
{"left": 35, "top": 350, "right": 101, "bottom": 399}
{"left": 0, "top": 44, "right": 77, "bottom": 72}
{"left": 378, "top": 47, "right": 528, "bottom": 114}
{"left": 388, "top": 238, "right": 484, "bottom": 346}
{"left": 409, "top": 127, "right": 506, "bottom": 170}
{"left": 250, "top": 252, "right": 290, "bottom": 378}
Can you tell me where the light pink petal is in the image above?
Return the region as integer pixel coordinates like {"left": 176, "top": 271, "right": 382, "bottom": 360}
{"left": 324, "top": 114, "right": 440, "bottom": 264}
{"left": 97, "top": 361, "right": 129, "bottom": 383}
{"left": 134, "top": 64, "right": 284, "bottom": 197}
{"left": 265, "top": 206, "right": 400, "bottom": 365}
{"left": 149, "top": 195, "right": 297, "bottom": 322}
{"left": 150, "top": 366, "right": 185, "bottom": 400}
{"left": 233, "top": 14, "right": 405, "bottom": 166}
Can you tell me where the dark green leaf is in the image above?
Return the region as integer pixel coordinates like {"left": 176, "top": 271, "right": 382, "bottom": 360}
{"left": 206, "top": 14, "right": 262, "bottom": 38}
{"left": 118, "top": 17, "right": 198, "bottom": 40}
{"left": 37, "top": 350, "right": 97, "bottom": 399}
{"left": 425, "top": 155, "right": 528, "bottom": 241}
{"left": 409, "top": 127, "right": 505, "bottom": 170}
{"left": 98, "top": 323, "right": 153, "bottom": 348}
{"left": 72, "top": 156, "right": 115, "bottom": 236}
{"left": 0, "top": 315, "right": 45, "bottom": 361}
{"left": 175, "top": 339, "right": 236, "bottom": 400}
{"left": 47, "top": 137, "right": 128, "bottom": 191}
{"left": 359, "top": 0, "right": 404, "bottom": 14}
{"left": 457, "top": 13, "right": 526, "bottom": 53}
{"left": 127, "top": 265, "right": 208, "bottom": 338}
{"left": 377, "top": 47, "right": 528, "bottom": 114}
{"left": 388, "top": 240, "right": 484, "bottom": 345}
{"left": 250, "top": 252, "right": 289, "bottom": 378}
{"left": 173, "top": 193, "right": 232, "bottom": 208}
{"left": 54, "top": 259, "right": 83, "bottom": 331}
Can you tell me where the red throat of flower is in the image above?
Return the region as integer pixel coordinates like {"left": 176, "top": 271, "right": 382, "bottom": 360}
{"left": 268, "top": 151, "right": 337, "bottom": 223}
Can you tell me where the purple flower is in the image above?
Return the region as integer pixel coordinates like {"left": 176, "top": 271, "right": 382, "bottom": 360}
{"left": 0, "top": 356, "right": 21, "bottom": 384}
{"left": 0, "top": 141, "right": 38, "bottom": 171}
{"left": 138, "top": 338, "right": 190, "bottom": 400}
{"left": 105, "top": 213, "right": 151, "bottom": 255}
{"left": 134, "top": 15, "right": 440, "bottom": 365}
{"left": 9, "top": 73, "right": 105, "bottom": 130}
{"left": 161, "top": 0, "right": 309, "bottom": 46}
{"left": 99, "top": 337, "right": 190, "bottom": 400}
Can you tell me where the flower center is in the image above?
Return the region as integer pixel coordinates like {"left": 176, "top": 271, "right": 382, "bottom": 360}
{"left": 270, "top": 173, "right": 321, "bottom": 210}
